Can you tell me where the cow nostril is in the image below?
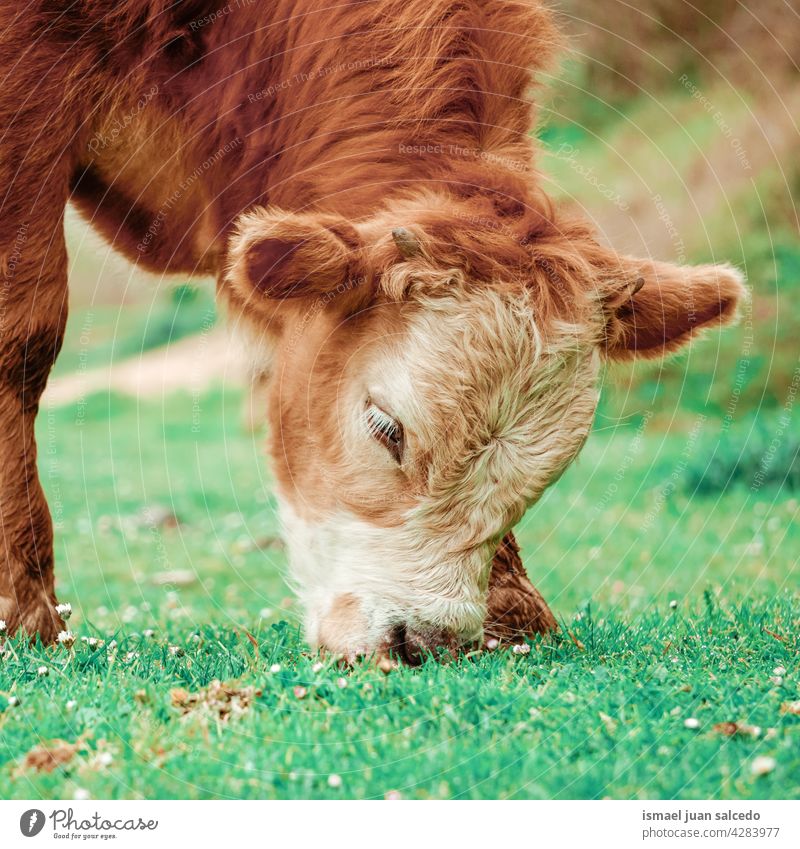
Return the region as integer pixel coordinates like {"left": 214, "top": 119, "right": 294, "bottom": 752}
{"left": 389, "top": 624, "right": 464, "bottom": 666}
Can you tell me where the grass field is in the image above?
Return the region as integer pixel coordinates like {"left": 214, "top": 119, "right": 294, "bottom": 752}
{"left": 0, "top": 388, "right": 797, "bottom": 800}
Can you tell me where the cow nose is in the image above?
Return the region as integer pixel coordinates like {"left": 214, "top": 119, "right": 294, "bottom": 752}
{"left": 390, "top": 623, "right": 475, "bottom": 666}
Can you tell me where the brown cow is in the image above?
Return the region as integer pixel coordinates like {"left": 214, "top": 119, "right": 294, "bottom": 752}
{"left": 0, "top": 1, "right": 744, "bottom": 657}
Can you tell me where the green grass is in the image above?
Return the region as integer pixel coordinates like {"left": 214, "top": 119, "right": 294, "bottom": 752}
{"left": 0, "top": 389, "right": 797, "bottom": 799}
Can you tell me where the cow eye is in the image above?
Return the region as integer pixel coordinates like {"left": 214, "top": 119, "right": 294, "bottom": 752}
{"left": 365, "top": 400, "right": 404, "bottom": 464}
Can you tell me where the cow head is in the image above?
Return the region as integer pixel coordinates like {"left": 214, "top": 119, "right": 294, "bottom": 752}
{"left": 224, "top": 191, "right": 745, "bottom": 661}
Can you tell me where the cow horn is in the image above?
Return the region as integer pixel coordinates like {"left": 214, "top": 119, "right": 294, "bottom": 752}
{"left": 392, "top": 227, "right": 420, "bottom": 259}
{"left": 630, "top": 276, "right": 645, "bottom": 297}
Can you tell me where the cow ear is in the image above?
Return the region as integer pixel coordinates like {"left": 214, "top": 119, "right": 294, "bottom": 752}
{"left": 228, "top": 207, "right": 363, "bottom": 301}
{"left": 599, "top": 255, "right": 746, "bottom": 360}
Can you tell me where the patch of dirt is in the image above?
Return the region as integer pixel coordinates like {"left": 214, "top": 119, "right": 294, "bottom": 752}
{"left": 170, "top": 679, "right": 262, "bottom": 721}
{"left": 18, "top": 734, "right": 92, "bottom": 774}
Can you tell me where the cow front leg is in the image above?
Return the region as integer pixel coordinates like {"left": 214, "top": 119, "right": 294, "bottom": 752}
{"left": 0, "top": 208, "right": 69, "bottom": 643}
{"left": 485, "top": 531, "right": 557, "bottom": 642}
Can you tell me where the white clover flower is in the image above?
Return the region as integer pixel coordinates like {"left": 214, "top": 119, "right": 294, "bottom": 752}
{"left": 0, "top": 643, "right": 5, "bottom": 657}
{"left": 512, "top": 643, "right": 531, "bottom": 655}
{"left": 96, "top": 752, "right": 113, "bottom": 767}
{"left": 0, "top": 619, "right": 6, "bottom": 635}
{"left": 55, "top": 602, "right": 72, "bottom": 620}
{"left": 169, "top": 645, "right": 184, "bottom": 657}
{"left": 684, "top": 717, "right": 700, "bottom": 730}
{"left": 8, "top": 695, "right": 20, "bottom": 707}
{"left": 669, "top": 600, "right": 678, "bottom": 610}
{"left": 73, "top": 788, "right": 90, "bottom": 801}
{"left": 269, "top": 663, "right": 281, "bottom": 673}
{"left": 773, "top": 666, "right": 786, "bottom": 676}
{"left": 57, "top": 631, "right": 75, "bottom": 648}
{"left": 485, "top": 638, "right": 499, "bottom": 650}
{"left": 143, "top": 629, "right": 155, "bottom": 639}
{"left": 66, "top": 700, "right": 77, "bottom": 711}
{"left": 327, "top": 774, "right": 342, "bottom": 788}
{"left": 751, "top": 756, "right": 776, "bottom": 777}
{"left": 37, "top": 666, "right": 49, "bottom": 677}
{"left": 336, "top": 677, "right": 348, "bottom": 689}
{"left": 311, "top": 661, "right": 324, "bottom": 673}
{"left": 769, "top": 676, "right": 784, "bottom": 686}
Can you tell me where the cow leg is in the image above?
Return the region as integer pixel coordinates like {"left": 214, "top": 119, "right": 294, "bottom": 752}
{"left": 0, "top": 179, "right": 70, "bottom": 642}
{"left": 485, "top": 530, "right": 557, "bottom": 642}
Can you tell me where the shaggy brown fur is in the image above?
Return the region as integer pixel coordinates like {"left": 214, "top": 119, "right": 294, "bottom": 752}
{"left": 0, "top": 0, "right": 743, "bottom": 645}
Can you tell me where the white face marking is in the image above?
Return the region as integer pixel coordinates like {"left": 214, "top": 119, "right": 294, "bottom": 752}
{"left": 278, "top": 498, "right": 489, "bottom": 652}
{"left": 272, "top": 288, "right": 601, "bottom": 654}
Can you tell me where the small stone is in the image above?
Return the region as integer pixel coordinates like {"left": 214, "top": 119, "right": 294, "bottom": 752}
{"left": 750, "top": 756, "right": 776, "bottom": 777}
{"left": 327, "top": 774, "right": 342, "bottom": 788}
{"left": 684, "top": 717, "right": 700, "bottom": 729}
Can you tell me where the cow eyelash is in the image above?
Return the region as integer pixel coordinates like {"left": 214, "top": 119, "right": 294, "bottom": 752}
{"left": 365, "top": 400, "right": 404, "bottom": 464}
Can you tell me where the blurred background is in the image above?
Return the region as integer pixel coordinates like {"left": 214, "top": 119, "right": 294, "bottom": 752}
{"left": 43, "top": 0, "right": 799, "bottom": 633}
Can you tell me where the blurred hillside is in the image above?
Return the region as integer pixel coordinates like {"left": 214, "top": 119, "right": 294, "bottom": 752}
{"left": 538, "top": 0, "right": 800, "bottom": 434}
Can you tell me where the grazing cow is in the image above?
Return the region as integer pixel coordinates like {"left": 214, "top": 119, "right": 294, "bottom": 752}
{"left": 0, "top": 0, "right": 744, "bottom": 659}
